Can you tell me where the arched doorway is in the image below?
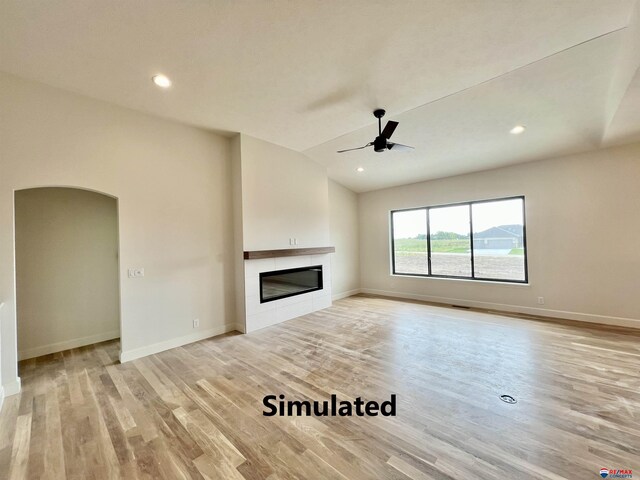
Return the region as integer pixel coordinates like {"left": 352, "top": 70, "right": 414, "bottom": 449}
{"left": 14, "top": 187, "right": 121, "bottom": 365}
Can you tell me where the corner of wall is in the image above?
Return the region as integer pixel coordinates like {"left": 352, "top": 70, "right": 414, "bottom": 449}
{"left": 356, "top": 189, "right": 366, "bottom": 291}
{"left": 328, "top": 180, "right": 362, "bottom": 299}
{"left": 230, "top": 134, "right": 246, "bottom": 332}
{"left": 332, "top": 289, "right": 362, "bottom": 301}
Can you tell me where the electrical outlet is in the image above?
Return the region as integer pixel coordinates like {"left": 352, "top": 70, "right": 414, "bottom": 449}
{"left": 193, "top": 318, "right": 200, "bottom": 328}
{"left": 537, "top": 296, "right": 545, "bottom": 305}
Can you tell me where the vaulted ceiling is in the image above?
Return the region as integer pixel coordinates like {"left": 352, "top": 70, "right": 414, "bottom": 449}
{"left": 1, "top": 0, "right": 639, "bottom": 192}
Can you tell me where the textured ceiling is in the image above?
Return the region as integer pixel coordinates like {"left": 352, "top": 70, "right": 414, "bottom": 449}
{"left": 1, "top": 0, "right": 639, "bottom": 191}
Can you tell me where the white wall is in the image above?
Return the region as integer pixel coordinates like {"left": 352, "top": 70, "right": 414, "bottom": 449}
{"left": 15, "top": 188, "right": 120, "bottom": 360}
{"left": 358, "top": 142, "right": 640, "bottom": 328}
{"left": 328, "top": 180, "right": 360, "bottom": 299}
{"left": 0, "top": 72, "right": 236, "bottom": 393}
{"left": 237, "top": 134, "right": 330, "bottom": 251}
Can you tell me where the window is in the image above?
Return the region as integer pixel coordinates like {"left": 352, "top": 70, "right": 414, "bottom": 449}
{"left": 429, "top": 204, "right": 471, "bottom": 277}
{"left": 391, "top": 196, "right": 527, "bottom": 283}
{"left": 391, "top": 209, "right": 427, "bottom": 275}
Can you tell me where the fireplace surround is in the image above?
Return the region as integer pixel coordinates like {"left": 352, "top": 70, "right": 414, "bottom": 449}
{"left": 241, "top": 250, "right": 333, "bottom": 332}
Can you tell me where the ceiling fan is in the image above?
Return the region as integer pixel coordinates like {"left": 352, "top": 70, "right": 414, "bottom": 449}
{"left": 337, "top": 109, "right": 414, "bottom": 153}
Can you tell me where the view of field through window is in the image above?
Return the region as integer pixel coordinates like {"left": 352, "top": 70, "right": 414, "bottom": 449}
{"left": 392, "top": 197, "right": 526, "bottom": 282}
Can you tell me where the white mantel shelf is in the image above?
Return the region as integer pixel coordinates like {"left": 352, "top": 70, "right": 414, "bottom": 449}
{"left": 243, "top": 246, "right": 335, "bottom": 260}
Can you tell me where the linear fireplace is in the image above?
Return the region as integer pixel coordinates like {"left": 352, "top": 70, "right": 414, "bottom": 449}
{"left": 260, "top": 265, "right": 323, "bottom": 303}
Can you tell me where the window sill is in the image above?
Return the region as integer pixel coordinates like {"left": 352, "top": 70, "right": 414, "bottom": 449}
{"left": 391, "top": 273, "right": 530, "bottom": 286}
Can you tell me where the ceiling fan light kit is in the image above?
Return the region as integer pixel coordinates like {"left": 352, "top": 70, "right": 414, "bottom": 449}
{"left": 337, "top": 109, "right": 415, "bottom": 154}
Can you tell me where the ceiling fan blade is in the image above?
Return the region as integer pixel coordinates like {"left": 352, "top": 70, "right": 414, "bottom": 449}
{"left": 336, "top": 142, "right": 373, "bottom": 153}
{"left": 381, "top": 120, "right": 399, "bottom": 139}
{"left": 387, "top": 142, "right": 414, "bottom": 152}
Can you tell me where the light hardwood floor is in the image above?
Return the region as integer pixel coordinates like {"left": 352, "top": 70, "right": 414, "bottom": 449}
{"left": 1, "top": 295, "right": 639, "bottom": 479}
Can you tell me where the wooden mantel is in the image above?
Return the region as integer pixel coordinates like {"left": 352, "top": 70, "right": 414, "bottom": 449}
{"left": 243, "top": 246, "right": 335, "bottom": 260}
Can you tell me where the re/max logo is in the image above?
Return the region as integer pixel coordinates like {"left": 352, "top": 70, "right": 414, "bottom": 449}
{"left": 600, "top": 469, "right": 633, "bottom": 479}
{"left": 263, "top": 394, "right": 397, "bottom": 417}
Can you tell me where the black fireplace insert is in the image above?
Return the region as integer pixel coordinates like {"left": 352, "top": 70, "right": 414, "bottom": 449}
{"left": 260, "top": 265, "right": 323, "bottom": 303}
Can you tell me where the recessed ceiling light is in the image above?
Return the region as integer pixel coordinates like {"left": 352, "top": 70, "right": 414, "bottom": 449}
{"left": 356, "top": 167, "right": 365, "bottom": 172}
{"left": 510, "top": 125, "right": 526, "bottom": 135}
{"left": 152, "top": 74, "right": 172, "bottom": 88}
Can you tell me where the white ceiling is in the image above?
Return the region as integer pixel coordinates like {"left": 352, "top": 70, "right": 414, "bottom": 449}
{"left": 1, "top": 0, "right": 639, "bottom": 192}
{"left": 306, "top": 27, "right": 637, "bottom": 191}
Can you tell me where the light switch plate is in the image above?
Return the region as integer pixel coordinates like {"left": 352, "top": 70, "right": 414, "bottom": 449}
{"left": 128, "top": 268, "right": 145, "bottom": 278}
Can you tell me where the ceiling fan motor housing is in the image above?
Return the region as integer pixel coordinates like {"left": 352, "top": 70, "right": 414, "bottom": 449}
{"left": 374, "top": 136, "right": 387, "bottom": 152}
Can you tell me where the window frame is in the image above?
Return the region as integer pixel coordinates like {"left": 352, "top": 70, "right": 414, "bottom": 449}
{"left": 390, "top": 195, "right": 528, "bottom": 284}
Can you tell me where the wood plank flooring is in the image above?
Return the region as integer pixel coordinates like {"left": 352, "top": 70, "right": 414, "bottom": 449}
{"left": 1, "top": 294, "right": 639, "bottom": 479}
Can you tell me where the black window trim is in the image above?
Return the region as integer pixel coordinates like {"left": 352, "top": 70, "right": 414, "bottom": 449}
{"left": 390, "top": 195, "right": 528, "bottom": 284}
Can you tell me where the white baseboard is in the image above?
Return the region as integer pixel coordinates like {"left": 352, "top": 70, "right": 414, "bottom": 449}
{"left": 3, "top": 377, "right": 22, "bottom": 397}
{"left": 360, "top": 288, "right": 640, "bottom": 329}
{"left": 0, "top": 385, "right": 4, "bottom": 412}
{"left": 119, "top": 323, "right": 237, "bottom": 363}
{"left": 332, "top": 288, "right": 362, "bottom": 301}
{"left": 18, "top": 330, "right": 120, "bottom": 360}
